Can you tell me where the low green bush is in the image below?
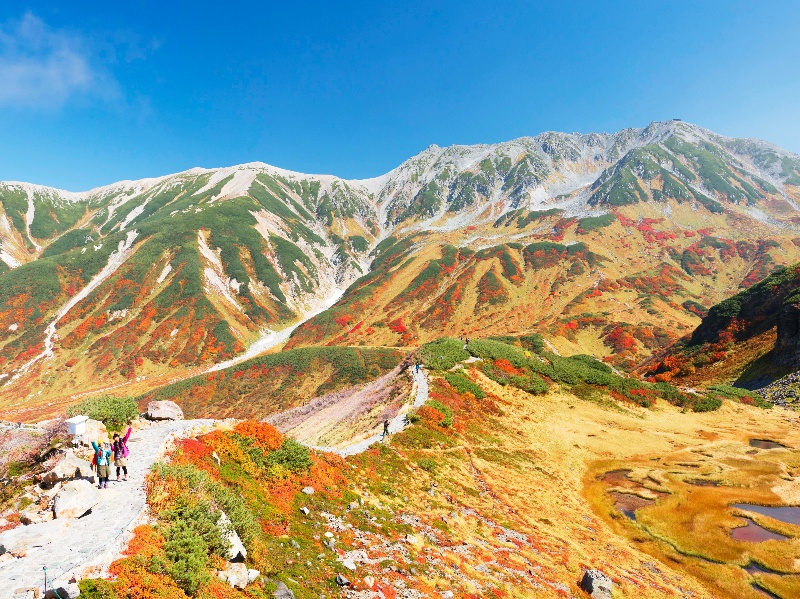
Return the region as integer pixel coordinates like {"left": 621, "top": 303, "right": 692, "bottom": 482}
{"left": 692, "top": 396, "right": 723, "bottom": 412}
{"left": 419, "top": 337, "right": 469, "bottom": 370}
{"left": 443, "top": 372, "right": 486, "bottom": 399}
{"left": 263, "top": 438, "right": 312, "bottom": 473}
{"left": 466, "top": 338, "right": 528, "bottom": 367}
{"left": 67, "top": 395, "right": 138, "bottom": 430}
{"left": 426, "top": 400, "right": 454, "bottom": 427}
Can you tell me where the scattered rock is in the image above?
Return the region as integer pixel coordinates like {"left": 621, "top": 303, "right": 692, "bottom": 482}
{"left": 301, "top": 486, "right": 314, "bottom": 495}
{"left": 341, "top": 558, "right": 356, "bottom": 571}
{"left": 218, "top": 562, "right": 249, "bottom": 588}
{"left": 299, "top": 507, "right": 310, "bottom": 515}
{"left": 272, "top": 581, "right": 294, "bottom": 599}
{"left": 146, "top": 400, "right": 184, "bottom": 421}
{"left": 324, "top": 531, "right": 334, "bottom": 538}
{"left": 52, "top": 479, "right": 99, "bottom": 519}
{"left": 348, "top": 501, "right": 359, "bottom": 510}
{"left": 290, "top": 539, "right": 300, "bottom": 549}
{"left": 247, "top": 568, "right": 260, "bottom": 583}
{"left": 42, "top": 451, "right": 94, "bottom": 486}
{"left": 363, "top": 575, "right": 375, "bottom": 589}
{"left": 441, "top": 592, "right": 454, "bottom": 599}
{"left": 335, "top": 573, "right": 351, "bottom": 587}
{"left": 580, "top": 569, "right": 613, "bottom": 599}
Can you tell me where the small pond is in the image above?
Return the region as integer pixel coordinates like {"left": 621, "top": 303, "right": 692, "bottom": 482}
{"left": 602, "top": 469, "right": 631, "bottom": 484}
{"left": 734, "top": 504, "right": 800, "bottom": 526}
{"left": 685, "top": 478, "right": 720, "bottom": 487}
{"left": 609, "top": 491, "right": 654, "bottom": 521}
{"left": 749, "top": 439, "right": 788, "bottom": 450}
{"left": 731, "top": 519, "right": 789, "bottom": 543}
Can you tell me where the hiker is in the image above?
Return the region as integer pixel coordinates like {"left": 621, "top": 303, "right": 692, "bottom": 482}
{"left": 91, "top": 439, "right": 112, "bottom": 489}
{"left": 382, "top": 419, "right": 390, "bottom": 438}
{"left": 415, "top": 363, "right": 420, "bottom": 373}
{"left": 112, "top": 427, "right": 132, "bottom": 481}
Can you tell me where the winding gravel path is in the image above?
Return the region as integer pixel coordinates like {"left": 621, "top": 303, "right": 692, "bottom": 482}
{"left": 313, "top": 366, "right": 429, "bottom": 457}
{"left": 0, "top": 419, "right": 215, "bottom": 598}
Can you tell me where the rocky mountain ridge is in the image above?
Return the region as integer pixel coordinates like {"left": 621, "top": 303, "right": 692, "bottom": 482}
{"left": 2, "top": 120, "right": 800, "bottom": 415}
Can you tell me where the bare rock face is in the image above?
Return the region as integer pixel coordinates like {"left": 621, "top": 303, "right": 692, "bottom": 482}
{"left": 580, "top": 569, "right": 613, "bottom": 599}
{"left": 42, "top": 451, "right": 94, "bottom": 486}
{"left": 52, "top": 479, "right": 100, "bottom": 519}
{"left": 146, "top": 400, "right": 184, "bottom": 421}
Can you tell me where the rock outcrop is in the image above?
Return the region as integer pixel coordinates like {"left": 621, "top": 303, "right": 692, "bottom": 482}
{"left": 146, "top": 401, "right": 184, "bottom": 421}
{"left": 580, "top": 569, "right": 613, "bottom": 599}
{"left": 41, "top": 452, "right": 93, "bottom": 487}
{"left": 52, "top": 480, "right": 99, "bottom": 519}
{"left": 775, "top": 301, "right": 800, "bottom": 368}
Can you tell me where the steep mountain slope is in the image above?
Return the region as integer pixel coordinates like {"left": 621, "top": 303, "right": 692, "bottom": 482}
{"left": 641, "top": 261, "right": 800, "bottom": 389}
{"left": 2, "top": 120, "right": 800, "bottom": 414}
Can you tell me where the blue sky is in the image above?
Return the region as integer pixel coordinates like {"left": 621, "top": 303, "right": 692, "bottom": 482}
{"left": 1, "top": 1, "right": 799, "bottom": 190}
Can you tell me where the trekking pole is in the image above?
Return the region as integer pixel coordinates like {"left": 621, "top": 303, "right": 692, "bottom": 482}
{"left": 43, "top": 566, "right": 66, "bottom": 599}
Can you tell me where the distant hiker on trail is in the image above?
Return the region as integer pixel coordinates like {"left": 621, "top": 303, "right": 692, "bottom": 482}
{"left": 382, "top": 419, "right": 390, "bottom": 438}
{"left": 112, "top": 427, "right": 132, "bottom": 481}
{"left": 91, "top": 439, "right": 113, "bottom": 489}
{"left": 415, "top": 363, "right": 420, "bottom": 373}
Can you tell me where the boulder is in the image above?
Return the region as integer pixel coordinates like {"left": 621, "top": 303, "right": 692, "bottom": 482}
{"left": 84, "top": 419, "right": 109, "bottom": 445}
{"left": 335, "top": 573, "right": 351, "bottom": 587}
{"left": 580, "top": 569, "right": 613, "bottom": 599}
{"left": 272, "top": 581, "right": 294, "bottom": 598}
{"left": 45, "top": 584, "right": 80, "bottom": 599}
{"left": 53, "top": 479, "right": 99, "bottom": 519}
{"left": 146, "top": 400, "right": 184, "bottom": 421}
{"left": 42, "top": 451, "right": 94, "bottom": 486}
{"left": 220, "top": 512, "right": 247, "bottom": 562}
{"left": 247, "top": 568, "right": 260, "bottom": 583}
{"left": 218, "top": 562, "right": 249, "bottom": 588}
{"left": 301, "top": 486, "right": 314, "bottom": 495}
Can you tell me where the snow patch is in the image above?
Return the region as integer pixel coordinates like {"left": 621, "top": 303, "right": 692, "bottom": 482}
{"left": 156, "top": 263, "right": 172, "bottom": 284}
{"left": 0, "top": 250, "right": 21, "bottom": 269}
{"left": 120, "top": 202, "right": 147, "bottom": 230}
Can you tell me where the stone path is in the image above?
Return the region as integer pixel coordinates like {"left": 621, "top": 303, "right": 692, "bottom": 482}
{"left": 313, "top": 366, "right": 429, "bottom": 457}
{"left": 0, "top": 369, "right": 431, "bottom": 596}
{"left": 0, "top": 419, "right": 215, "bottom": 598}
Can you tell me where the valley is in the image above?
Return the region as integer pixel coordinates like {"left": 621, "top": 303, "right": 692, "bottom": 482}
{"left": 2, "top": 120, "right": 800, "bottom": 598}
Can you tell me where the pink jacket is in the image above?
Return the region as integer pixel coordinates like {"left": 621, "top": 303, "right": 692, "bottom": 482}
{"left": 113, "top": 427, "right": 132, "bottom": 458}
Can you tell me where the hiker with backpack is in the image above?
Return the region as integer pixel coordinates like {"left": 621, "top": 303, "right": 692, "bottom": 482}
{"left": 91, "top": 439, "right": 113, "bottom": 489}
{"left": 112, "top": 427, "right": 132, "bottom": 482}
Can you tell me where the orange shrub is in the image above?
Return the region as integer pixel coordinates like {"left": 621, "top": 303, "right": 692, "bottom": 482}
{"left": 233, "top": 421, "right": 283, "bottom": 451}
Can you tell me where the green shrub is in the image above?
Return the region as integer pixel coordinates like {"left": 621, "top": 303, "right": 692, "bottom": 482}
{"left": 426, "top": 400, "right": 454, "bottom": 427}
{"left": 161, "top": 498, "right": 230, "bottom": 558}
{"left": 164, "top": 519, "right": 212, "bottom": 595}
{"left": 77, "top": 579, "right": 118, "bottom": 599}
{"left": 67, "top": 395, "right": 138, "bottom": 430}
{"left": 418, "top": 458, "right": 437, "bottom": 473}
{"left": 419, "top": 338, "right": 469, "bottom": 370}
{"left": 264, "top": 438, "right": 312, "bottom": 473}
{"left": 443, "top": 372, "right": 486, "bottom": 399}
{"left": 510, "top": 374, "right": 549, "bottom": 394}
{"left": 466, "top": 339, "right": 528, "bottom": 367}
{"left": 692, "top": 396, "right": 723, "bottom": 412}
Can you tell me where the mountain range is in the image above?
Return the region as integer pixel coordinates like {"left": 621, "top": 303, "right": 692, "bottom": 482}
{"left": 2, "top": 119, "right": 800, "bottom": 417}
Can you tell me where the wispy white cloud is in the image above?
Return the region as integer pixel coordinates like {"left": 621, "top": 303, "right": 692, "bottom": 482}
{"left": 0, "top": 12, "right": 118, "bottom": 108}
